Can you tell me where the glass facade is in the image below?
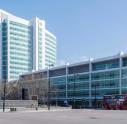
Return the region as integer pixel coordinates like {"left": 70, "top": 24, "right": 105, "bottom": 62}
{"left": 50, "top": 76, "right": 66, "bottom": 99}
{"left": 92, "top": 59, "right": 119, "bottom": 71}
{"left": 9, "top": 21, "right": 33, "bottom": 80}
{"left": 48, "top": 57, "right": 127, "bottom": 107}
{"left": 20, "top": 55, "right": 127, "bottom": 108}
{"left": 2, "top": 20, "right": 8, "bottom": 79}
{"left": 67, "top": 74, "right": 89, "bottom": 98}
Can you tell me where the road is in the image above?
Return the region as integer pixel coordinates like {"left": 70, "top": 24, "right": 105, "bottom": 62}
{"left": 0, "top": 109, "right": 127, "bottom": 124}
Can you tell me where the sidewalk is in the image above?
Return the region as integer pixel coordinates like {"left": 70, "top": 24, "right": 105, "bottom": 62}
{"left": 0, "top": 106, "right": 72, "bottom": 113}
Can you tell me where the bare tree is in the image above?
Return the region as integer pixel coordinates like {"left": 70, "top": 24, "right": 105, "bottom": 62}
{"left": 0, "top": 71, "right": 59, "bottom": 106}
{"left": 19, "top": 72, "right": 58, "bottom": 106}
{"left": 6, "top": 80, "right": 20, "bottom": 100}
{"left": 0, "top": 80, "right": 21, "bottom": 100}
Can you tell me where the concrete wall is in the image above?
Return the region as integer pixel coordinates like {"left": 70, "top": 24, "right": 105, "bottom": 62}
{"left": 0, "top": 100, "right": 38, "bottom": 108}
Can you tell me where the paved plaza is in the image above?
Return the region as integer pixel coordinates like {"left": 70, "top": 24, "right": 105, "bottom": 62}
{"left": 0, "top": 109, "right": 127, "bottom": 124}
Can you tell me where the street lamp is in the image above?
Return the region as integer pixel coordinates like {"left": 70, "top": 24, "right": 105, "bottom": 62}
{"left": 72, "top": 74, "right": 79, "bottom": 109}
{"left": 47, "top": 63, "right": 54, "bottom": 110}
{"left": 3, "top": 79, "right": 6, "bottom": 112}
{"left": 94, "top": 84, "right": 97, "bottom": 109}
{"left": 72, "top": 74, "right": 76, "bottom": 109}
{"left": 65, "top": 62, "right": 69, "bottom": 106}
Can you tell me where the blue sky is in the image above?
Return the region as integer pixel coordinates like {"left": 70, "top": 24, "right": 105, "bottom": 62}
{"left": 1, "top": 0, "right": 127, "bottom": 65}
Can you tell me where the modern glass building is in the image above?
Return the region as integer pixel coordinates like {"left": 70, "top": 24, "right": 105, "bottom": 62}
{"left": 20, "top": 52, "right": 127, "bottom": 108}
{"left": 0, "top": 9, "right": 57, "bottom": 81}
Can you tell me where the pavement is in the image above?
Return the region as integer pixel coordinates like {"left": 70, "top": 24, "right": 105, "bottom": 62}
{"left": 0, "top": 109, "right": 127, "bottom": 124}
{"left": 0, "top": 106, "right": 71, "bottom": 112}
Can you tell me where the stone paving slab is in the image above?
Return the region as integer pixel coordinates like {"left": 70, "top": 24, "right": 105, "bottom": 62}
{"left": 0, "top": 109, "right": 127, "bottom": 124}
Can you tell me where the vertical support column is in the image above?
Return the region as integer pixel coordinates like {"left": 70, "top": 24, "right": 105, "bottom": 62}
{"left": 47, "top": 68, "right": 50, "bottom": 110}
{"left": 32, "top": 18, "right": 39, "bottom": 71}
{"left": 89, "top": 58, "right": 92, "bottom": 107}
{"left": 65, "top": 65, "right": 68, "bottom": 104}
{"left": 119, "top": 56, "right": 122, "bottom": 94}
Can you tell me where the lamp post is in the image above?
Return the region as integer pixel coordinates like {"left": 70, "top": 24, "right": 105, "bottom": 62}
{"left": 72, "top": 74, "right": 79, "bottom": 109}
{"left": 3, "top": 79, "right": 6, "bottom": 112}
{"left": 94, "top": 84, "right": 97, "bottom": 109}
{"left": 47, "top": 63, "right": 54, "bottom": 110}
{"left": 55, "top": 90, "right": 57, "bottom": 107}
{"left": 65, "top": 62, "right": 69, "bottom": 107}
{"left": 72, "top": 74, "right": 76, "bottom": 108}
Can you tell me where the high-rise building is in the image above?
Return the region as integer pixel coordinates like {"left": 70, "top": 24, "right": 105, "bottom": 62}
{"left": 0, "top": 9, "right": 57, "bottom": 81}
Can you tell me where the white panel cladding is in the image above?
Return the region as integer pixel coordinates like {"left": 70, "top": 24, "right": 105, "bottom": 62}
{"left": 0, "top": 9, "right": 29, "bottom": 25}
{"left": 66, "top": 65, "right": 69, "bottom": 101}
{"left": 41, "top": 20, "right": 46, "bottom": 69}
{"left": 7, "top": 19, "right": 10, "bottom": 81}
{"left": 89, "top": 59, "right": 92, "bottom": 107}
{"left": 32, "top": 17, "right": 39, "bottom": 71}
{"left": 45, "top": 30, "right": 56, "bottom": 67}
{"left": 38, "top": 20, "right": 44, "bottom": 69}
{"left": 119, "top": 56, "right": 122, "bottom": 94}
{"left": 32, "top": 18, "right": 46, "bottom": 70}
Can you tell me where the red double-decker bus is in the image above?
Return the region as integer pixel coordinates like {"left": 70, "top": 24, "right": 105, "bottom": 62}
{"left": 103, "top": 94, "right": 127, "bottom": 110}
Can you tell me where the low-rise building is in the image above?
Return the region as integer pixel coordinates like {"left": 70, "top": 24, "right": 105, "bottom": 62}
{"left": 20, "top": 52, "right": 127, "bottom": 108}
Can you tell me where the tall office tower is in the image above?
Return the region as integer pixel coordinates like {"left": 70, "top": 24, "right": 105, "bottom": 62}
{"left": 0, "top": 9, "right": 57, "bottom": 81}
{"left": 32, "top": 18, "right": 56, "bottom": 70}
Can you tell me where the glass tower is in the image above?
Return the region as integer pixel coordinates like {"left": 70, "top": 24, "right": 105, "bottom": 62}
{"left": 0, "top": 9, "right": 57, "bottom": 81}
